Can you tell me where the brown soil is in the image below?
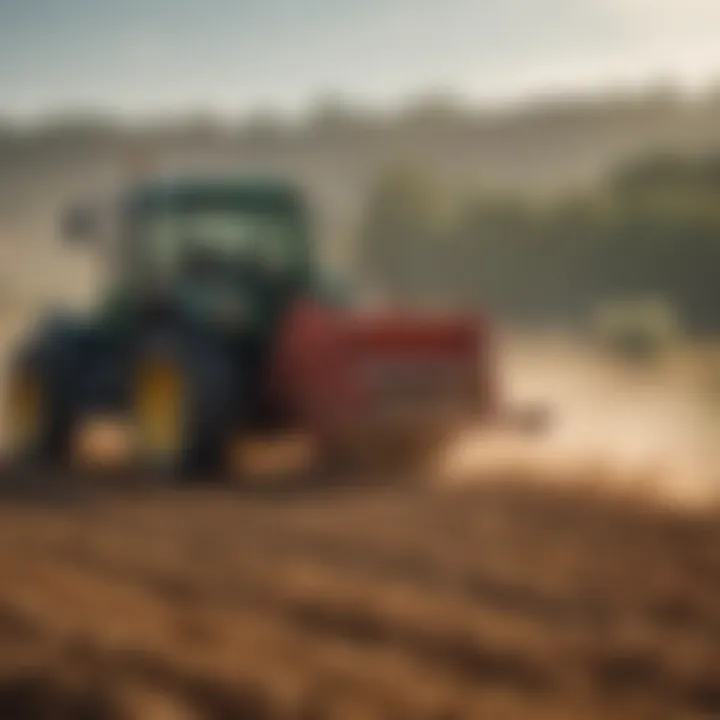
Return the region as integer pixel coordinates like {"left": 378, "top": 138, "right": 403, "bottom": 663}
{"left": 0, "top": 472, "right": 717, "bottom": 719}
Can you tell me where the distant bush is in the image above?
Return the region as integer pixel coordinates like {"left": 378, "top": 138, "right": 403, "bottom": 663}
{"left": 698, "top": 349, "right": 720, "bottom": 418}
{"left": 591, "top": 298, "right": 682, "bottom": 362}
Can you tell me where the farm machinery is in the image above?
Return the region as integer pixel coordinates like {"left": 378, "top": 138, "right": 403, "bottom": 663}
{"left": 4, "top": 175, "right": 529, "bottom": 481}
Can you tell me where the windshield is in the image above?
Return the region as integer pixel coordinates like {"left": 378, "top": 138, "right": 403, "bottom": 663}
{"left": 131, "top": 207, "right": 305, "bottom": 281}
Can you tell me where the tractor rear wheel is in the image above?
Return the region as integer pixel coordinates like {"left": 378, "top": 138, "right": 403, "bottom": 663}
{"left": 131, "top": 335, "right": 236, "bottom": 481}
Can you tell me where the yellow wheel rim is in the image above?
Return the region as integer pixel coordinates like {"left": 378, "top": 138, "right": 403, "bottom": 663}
{"left": 133, "top": 359, "right": 184, "bottom": 459}
{"left": 6, "top": 367, "right": 42, "bottom": 455}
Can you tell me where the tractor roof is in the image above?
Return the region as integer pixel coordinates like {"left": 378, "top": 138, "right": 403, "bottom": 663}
{"left": 124, "top": 174, "right": 306, "bottom": 214}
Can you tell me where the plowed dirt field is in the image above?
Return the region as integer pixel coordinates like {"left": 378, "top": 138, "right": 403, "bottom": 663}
{"left": 0, "top": 472, "right": 717, "bottom": 719}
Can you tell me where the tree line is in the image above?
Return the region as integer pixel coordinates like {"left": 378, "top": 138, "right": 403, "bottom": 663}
{"left": 357, "top": 153, "right": 720, "bottom": 335}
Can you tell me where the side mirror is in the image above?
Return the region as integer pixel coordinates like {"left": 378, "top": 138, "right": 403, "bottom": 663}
{"left": 60, "top": 203, "right": 99, "bottom": 244}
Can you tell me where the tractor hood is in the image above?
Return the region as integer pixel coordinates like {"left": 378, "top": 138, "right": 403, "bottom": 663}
{"left": 175, "top": 277, "right": 259, "bottom": 332}
{"left": 97, "top": 270, "right": 282, "bottom": 341}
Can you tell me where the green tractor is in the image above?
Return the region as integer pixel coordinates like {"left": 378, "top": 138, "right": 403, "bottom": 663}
{"left": 6, "top": 177, "right": 324, "bottom": 476}
{"left": 5, "top": 174, "right": 491, "bottom": 481}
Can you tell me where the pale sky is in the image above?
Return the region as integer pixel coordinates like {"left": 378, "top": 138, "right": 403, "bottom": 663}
{"left": 2, "top": 0, "right": 720, "bottom": 120}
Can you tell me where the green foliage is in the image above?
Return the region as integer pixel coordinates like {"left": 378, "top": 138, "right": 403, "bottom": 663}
{"left": 592, "top": 298, "right": 682, "bottom": 362}
{"left": 358, "top": 164, "right": 453, "bottom": 302}
{"left": 358, "top": 153, "right": 720, "bottom": 335}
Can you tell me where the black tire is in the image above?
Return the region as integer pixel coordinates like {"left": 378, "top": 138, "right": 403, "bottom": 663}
{"left": 5, "top": 343, "right": 78, "bottom": 470}
{"left": 131, "top": 333, "right": 237, "bottom": 482}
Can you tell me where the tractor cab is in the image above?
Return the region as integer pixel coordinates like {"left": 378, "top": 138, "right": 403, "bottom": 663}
{"left": 76, "top": 177, "right": 317, "bottom": 340}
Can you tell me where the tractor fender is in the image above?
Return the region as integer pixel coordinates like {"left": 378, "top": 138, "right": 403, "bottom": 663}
{"left": 13, "top": 311, "right": 88, "bottom": 385}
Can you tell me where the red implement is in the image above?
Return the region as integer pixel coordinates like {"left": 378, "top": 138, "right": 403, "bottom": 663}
{"left": 272, "top": 300, "right": 496, "bottom": 465}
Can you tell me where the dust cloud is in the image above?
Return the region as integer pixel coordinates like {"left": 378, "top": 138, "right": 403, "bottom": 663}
{"left": 442, "top": 333, "right": 720, "bottom": 506}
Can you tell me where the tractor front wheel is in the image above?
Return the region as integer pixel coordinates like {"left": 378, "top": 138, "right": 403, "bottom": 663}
{"left": 4, "top": 348, "right": 77, "bottom": 470}
{"left": 131, "top": 335, "right": 236, "bottom": 481}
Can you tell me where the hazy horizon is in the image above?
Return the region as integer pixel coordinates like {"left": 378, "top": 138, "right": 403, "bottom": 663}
{"left": 2, "top": 0, "right": 720, "bottom": 121}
